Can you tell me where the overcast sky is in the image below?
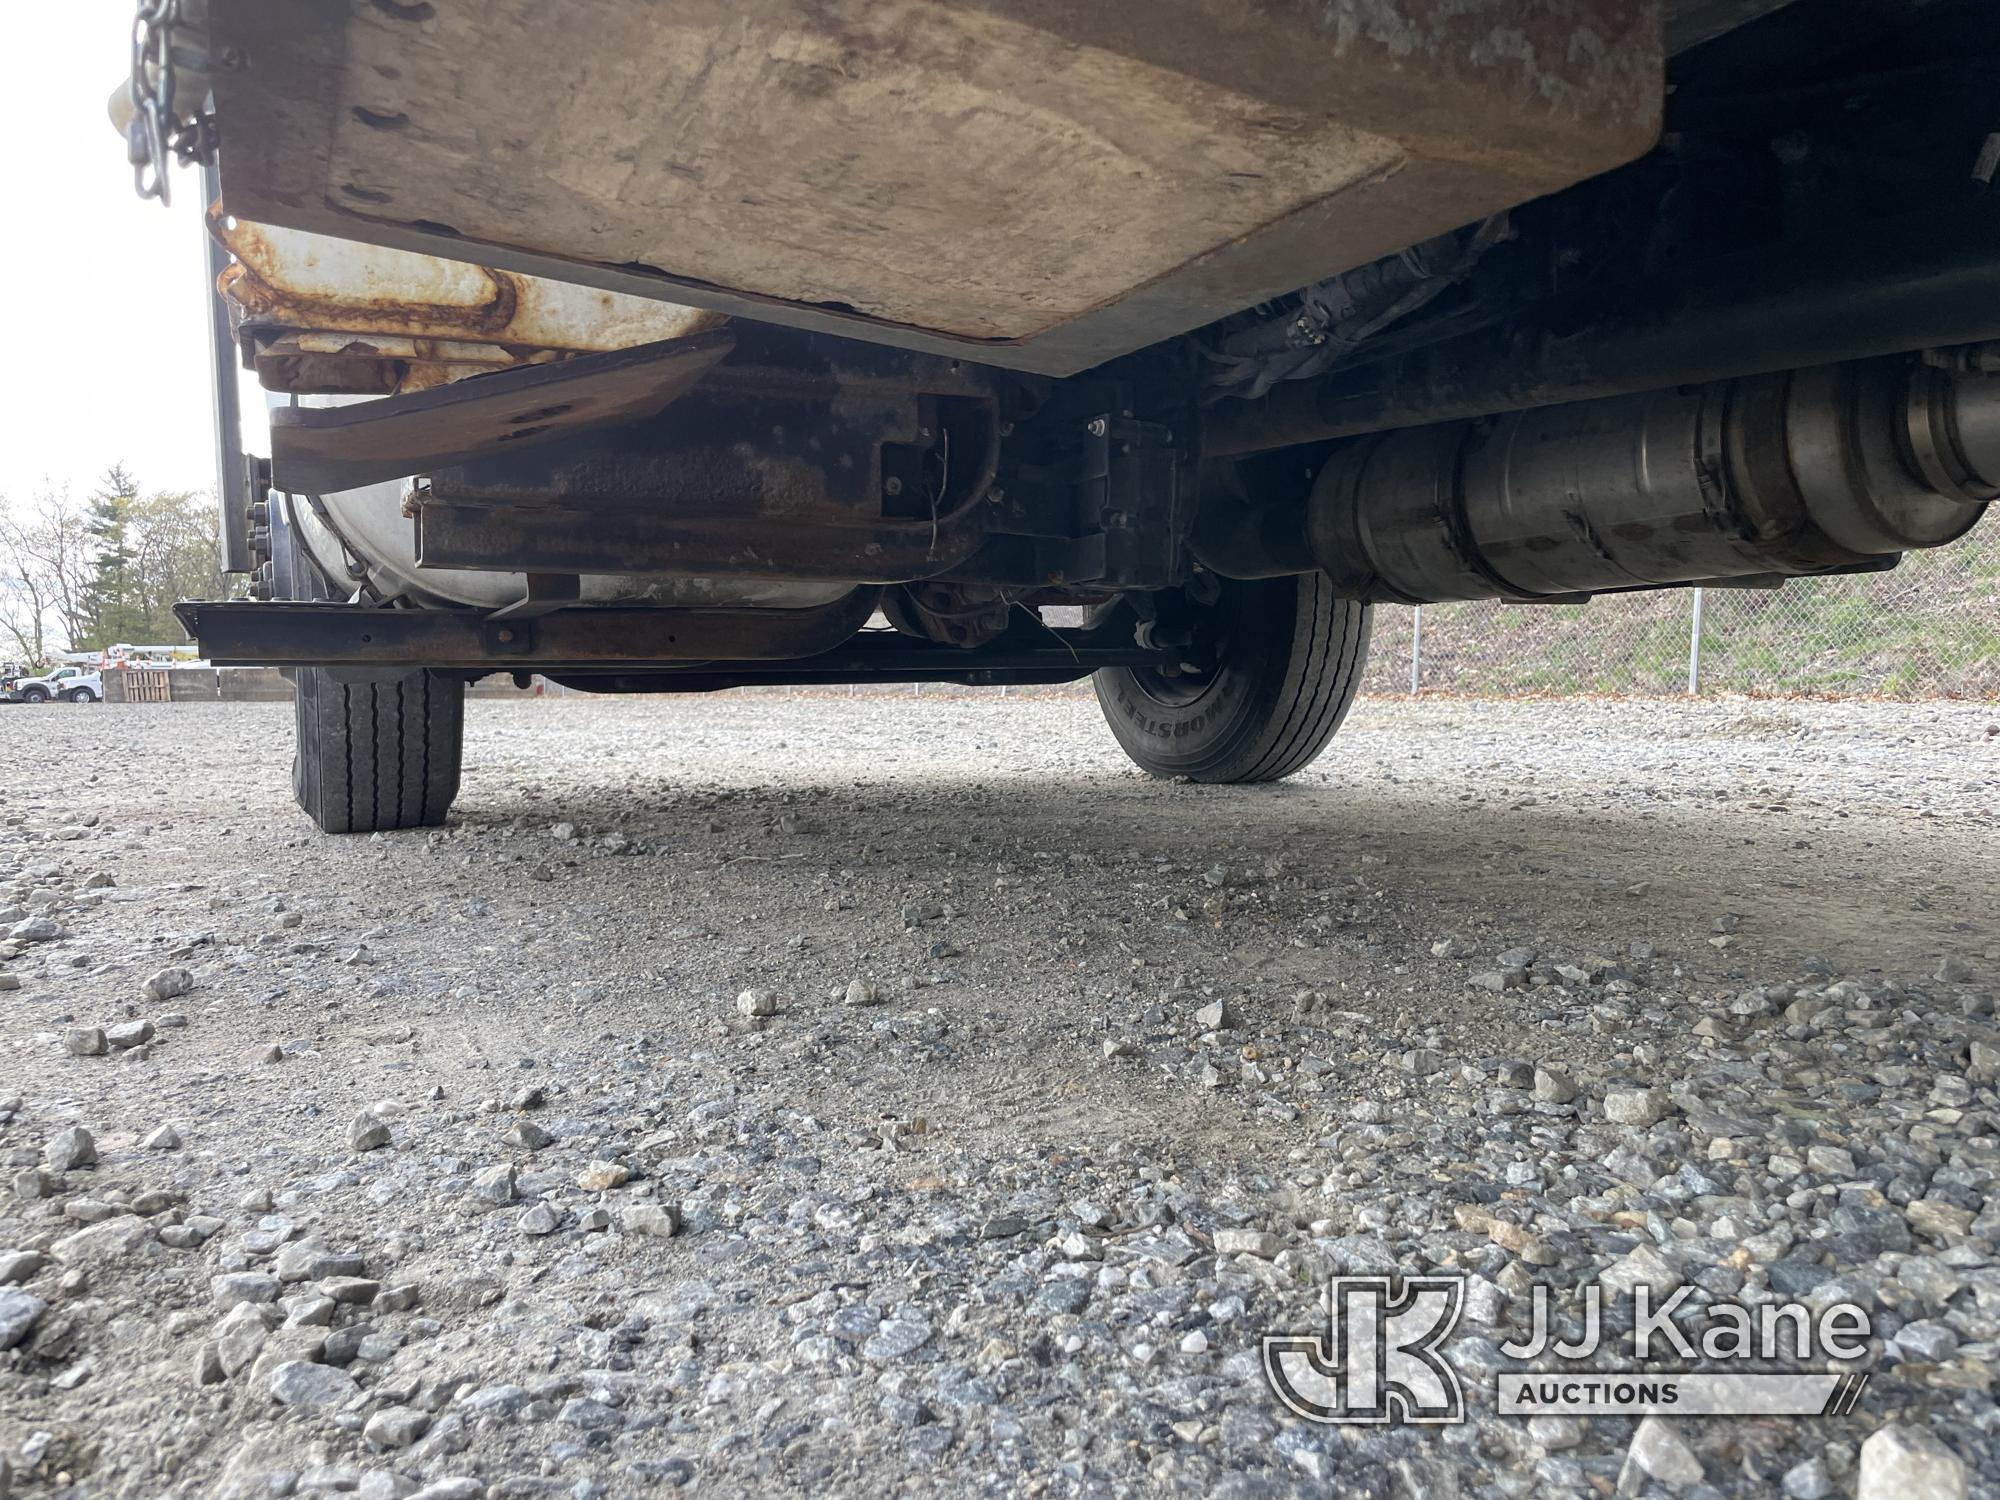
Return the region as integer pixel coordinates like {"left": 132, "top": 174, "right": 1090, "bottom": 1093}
{"left": 0, "top": 6, "right": 262, "bottom": 511}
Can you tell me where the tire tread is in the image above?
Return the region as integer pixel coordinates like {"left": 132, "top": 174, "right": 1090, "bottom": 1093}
{"left": 293, "top": 667, "right": 462, "bottom": 834}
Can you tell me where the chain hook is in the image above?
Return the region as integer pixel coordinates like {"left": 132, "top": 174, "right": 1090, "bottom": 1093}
{"left": 129, "top": 0, "right": 217, "bottom": 205}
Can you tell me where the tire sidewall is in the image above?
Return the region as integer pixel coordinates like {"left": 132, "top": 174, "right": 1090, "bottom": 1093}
{"left": 1094, "top": 578, "right": 1295, "bottom": 779}
{"left": 1096, "top": 657, "right": 1264, "bottom": 777}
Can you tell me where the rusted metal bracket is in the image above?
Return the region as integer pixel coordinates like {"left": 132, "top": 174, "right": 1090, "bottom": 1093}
{"left": 174, "top": 587, "right": 881, "bottom": 668}
{"left": 267, "top": 328, "right": 736, "bottom": 492}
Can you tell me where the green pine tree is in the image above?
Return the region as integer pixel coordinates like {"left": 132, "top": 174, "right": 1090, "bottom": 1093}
{"left": 82, "top": 465, "right": 145, "bottom": 648}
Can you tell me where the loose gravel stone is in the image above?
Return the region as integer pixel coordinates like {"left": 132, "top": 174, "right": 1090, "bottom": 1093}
{"left": 622, "top": 1204, "right": 680, "bottom": 1238}
{"left": 1533, "top": 1067, "right": 1578, "bottom": 1104}
{"left": 0, "top": 1289, "right": 46, "bottom": 1350}
{"left": 3, "top": 694, "right": 1995, "bottom": 1499}
{"left": 0, "top": 1252, "right": 45, "bottom": 1285}
{"left": 348, "top": 1112, "right": 391, "bottom": 1152}
{"left": 576, "top": 1161, "right": 630, "bottom": 1191}
{"left": 1622, "top": 1416, "right": 1705, "bottom": 1490}
{"left": 44, "top": 1126, "right": 96, "bottom": 1172}
{"left": 517, "top": 1203, "right": 561, "bottom": 1236}
{"left": 1602, "top": 1087, "right": 1675, "bottom": 1126}
{"left": 470, "top": 1164, "right": 516, "bottom": 1205}
{"left": 1859, "top": 1424, "right": 1969, "bottom": 1500}
{"left": 106, "top": 1019, "right": 155, "bottom": 1049}
{"left": 362, "top": 1406, "right": 430, "bottom": 1449}
{"left": 49, "top": 1217, "right": 153, "bottom": 1267}
{"left": 1213, "top": 1228, "right": 1282, "bottom": 1258}
{"left": 1782, "top": 1456, "right": 1835, "bottom": 1500}
{"left": 140, "top": 966, "right": 193, "bottom": 1001}
{"left": 269, "top": 1360, "right": 360, "bottom": 1412}
{"left": 861, "top": 1318, "right": 933, "bottom": 1364}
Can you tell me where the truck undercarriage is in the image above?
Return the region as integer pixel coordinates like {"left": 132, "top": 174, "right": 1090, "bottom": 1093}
{"left": 126, "top": 0, "right": 1998, "bottom": 831}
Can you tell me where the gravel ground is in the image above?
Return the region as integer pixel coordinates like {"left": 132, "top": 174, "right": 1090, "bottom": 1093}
{"left": 2, "top": 691, "right": 1997, "bottom": 1499}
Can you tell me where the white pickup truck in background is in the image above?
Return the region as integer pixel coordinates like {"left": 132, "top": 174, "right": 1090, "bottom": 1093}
{"left": 1, "top": 665, "right": 103, "bottom": 703}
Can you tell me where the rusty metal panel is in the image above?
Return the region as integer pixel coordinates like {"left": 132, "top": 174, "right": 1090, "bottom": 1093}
{"left": 266, "top": 327, "right": 736, "bottom": 493}
{"left": 209, "top": 0, "right": 1662, "bottom": 377}
{"left": 215, "top": 213, "right": 726, "bottom": 393}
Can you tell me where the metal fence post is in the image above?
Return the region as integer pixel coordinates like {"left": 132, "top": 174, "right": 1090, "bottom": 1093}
{"left": 1686, "top": 587, "right": 1705, "bottom": 695}
{"left": 1410, "top": 606, "right": 1423, "bottom": 694}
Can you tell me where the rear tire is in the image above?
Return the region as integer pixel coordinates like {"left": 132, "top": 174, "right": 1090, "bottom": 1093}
{"left": 1093, "top": 573, "right": 1371, "bottom": 784}
{"left": 274, "top": 495, "right": 465, "bottom": 833}
{"left": 291, "top": 669, "right": 464, "bottom": 834}
{"left": 69, "top": 687, "right": 98, "bottom": 704}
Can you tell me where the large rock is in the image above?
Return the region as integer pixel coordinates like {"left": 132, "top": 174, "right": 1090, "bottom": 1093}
{"left": 622, "top": 1204, "right": 680, "bottom": 1239}
{"left": 0, "top": 1289, "right": 46, "bottom": 1350}
{"left": 212, "top": 1272, "right": 283, "bottom": 1309}
{"left": 1214, "top": 1227, "right": 1282, "bottom": 1258}
{"left": 1620, "top": 1417, "right": 1704, "bottom": 1491}
{"left": 1603, "top": 1088, "right": 1675, "bottom": 1127}
{"left": 0, "top": 1251, "right": 45, "bottom": 1285}
{"left": 348, "top": 1111, "right": 391, "bottom": 1152}
{"left": 1858, "top": 1424, "right": 1969, "bottom": 1500}
{"left": 217, "top": 1302, "right": 273, "bottom": 1377}
{"left": 44, "top": 1126, "right": 97, "bottom": 1172}
{"left": 363, "top": 1405, "right": 431, "bottom": 1449}
{"left": 471, "top": 1164, "right": 517, "bottom": 1205}
{"left": 1532, "top": 1068, "right": 1578, "bottom": 1104}
{"left": 141, "top": 966, "right": 194, "bottom": 1001}
{"left": 268, "top": 1359, "right": 359, "bottom": 1412}
{"left": 51, "top": 1216, "right": 155, "bottom": 1268}
{"left": 250, "top": 1329, "right": 330, "bottom": 1384}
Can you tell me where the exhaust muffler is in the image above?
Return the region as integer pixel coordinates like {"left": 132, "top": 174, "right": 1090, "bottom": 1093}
{"left": 1201, "top": 353, "right": 1995, "bottom": 602}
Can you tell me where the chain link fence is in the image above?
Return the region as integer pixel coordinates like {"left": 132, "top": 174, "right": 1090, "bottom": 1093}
{"left": 1360, "top": 526, "right": 2000, "bottom": 699}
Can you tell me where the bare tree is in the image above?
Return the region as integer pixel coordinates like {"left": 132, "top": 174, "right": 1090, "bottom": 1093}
{"left": 0, "top": 524, "right": 51, "bottom": 663}
{"left": 0, "top": 487, "right": 95, "bottom": 662}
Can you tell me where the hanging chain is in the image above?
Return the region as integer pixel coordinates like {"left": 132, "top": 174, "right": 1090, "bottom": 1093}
{"left": 128, "top": 0, "right": 217, "bottom": 205}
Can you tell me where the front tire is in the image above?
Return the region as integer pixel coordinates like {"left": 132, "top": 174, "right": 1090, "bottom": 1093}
{"left": 273, "top": 495, "right": 465, "bottom": 833}
{"left": 1093, "top": 573, "right": 1371, "bottom": 784}
{"left": 20, "top": 687, "right": 48, "bottom": 705}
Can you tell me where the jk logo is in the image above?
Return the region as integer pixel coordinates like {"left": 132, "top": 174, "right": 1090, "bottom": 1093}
{"left": 1263, "top": 1276, "right": 1467, "bottom": 1424}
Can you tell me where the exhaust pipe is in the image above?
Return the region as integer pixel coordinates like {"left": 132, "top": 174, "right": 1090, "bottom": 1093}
{"left": 1200, "top": 354, "right": 1995, "bottom": 603}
